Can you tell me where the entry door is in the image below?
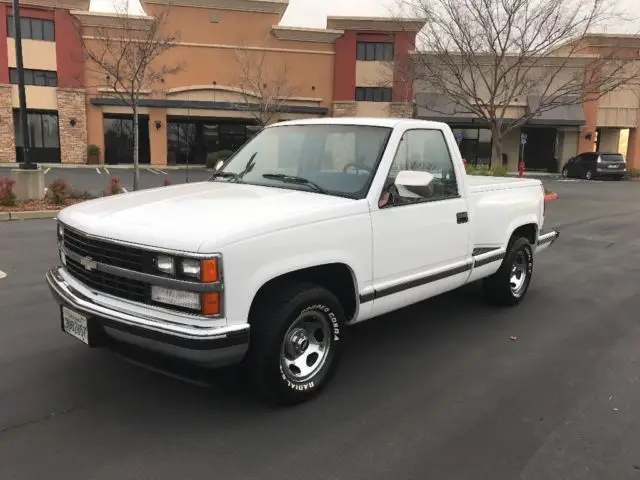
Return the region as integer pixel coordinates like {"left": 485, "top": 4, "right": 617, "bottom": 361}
{"left": 369, "top": 128, "right": 472, "bottom": 318}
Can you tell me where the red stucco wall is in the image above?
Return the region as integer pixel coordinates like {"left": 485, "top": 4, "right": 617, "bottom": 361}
{"left": 55, "top": 9, "right": 84, "bottom": 88}
{"left": 333, "top": 31, "right": 356, "bottom": 101}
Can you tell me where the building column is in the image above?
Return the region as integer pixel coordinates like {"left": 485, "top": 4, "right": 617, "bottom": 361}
{"left": 332, "top": 101, "right": 356, "bottom": 117}
{"left": 149, "top": 107, "right": 167, "bottom": 166}
{"left": 579, "top": 94, "right": 598, "bottom": 153}
{"left": 389, "top": 102, "right": 413, "bottom": 118}
{"left": 57, "top": 88, "right": 88, "bottom": 164}
{"left": 626, "top": 128, "right": 640, "bottom": 169}
{"left": 0, "top": 84, "right": 15, "bottom": 162}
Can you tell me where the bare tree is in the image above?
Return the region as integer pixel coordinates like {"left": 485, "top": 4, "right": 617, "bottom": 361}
{"left": 76, "top": 0, "right": 181, "bottom": 190}
{"left": 234, "top": 45, "right": 300, "bottom": 127}
{"left": 398, "top": 0, "right": 640, "bottom": 165}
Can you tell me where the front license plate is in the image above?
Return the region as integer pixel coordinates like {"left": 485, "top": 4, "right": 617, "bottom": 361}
{"left": 62, "top": 307, "right": 89, "bottom": 344}
{"left": 608, "top": 164, "right": 617, "bottom": 169}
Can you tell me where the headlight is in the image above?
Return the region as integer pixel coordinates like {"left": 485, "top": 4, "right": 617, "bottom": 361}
{"left": 154, "top": 255, "right": 219, "bottom": 282}
{"left": 155, "top": 255, "right": 175, "bottom": 275}
{"left": 181, "top": 258, "right": 200, "bottom": 279}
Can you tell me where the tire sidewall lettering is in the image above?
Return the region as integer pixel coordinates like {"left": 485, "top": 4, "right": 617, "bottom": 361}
{"left": 280, "top": 302, "right": 341, "bottom": 393}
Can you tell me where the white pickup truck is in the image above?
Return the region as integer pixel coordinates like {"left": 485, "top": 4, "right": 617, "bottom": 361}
{"left": 47, "top": 118, "right": 558, "bottom": 405}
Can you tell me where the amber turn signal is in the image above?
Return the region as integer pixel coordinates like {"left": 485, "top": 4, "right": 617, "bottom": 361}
{"left": 200, "top": 258, "right": 219, "bottom": 282}
{"left": 201, "top": 291, "right": 221, "bottom": 315}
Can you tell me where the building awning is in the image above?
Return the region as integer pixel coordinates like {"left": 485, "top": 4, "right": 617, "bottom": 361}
{"left": 414, "top": 93, "right": 478, "bottom": 123}
{"left": 90, "top": 97, "right": 329, "bottom": 115}
{"left": 526, "top": 96, "right": 585, "bottom": 126}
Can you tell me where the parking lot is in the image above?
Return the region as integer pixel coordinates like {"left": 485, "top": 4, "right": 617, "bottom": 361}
{"left": 0, "top": 165, "right": 212, "bottom": 197}
{"left": 1, "top": 178, "right": 640, "bottom": 479}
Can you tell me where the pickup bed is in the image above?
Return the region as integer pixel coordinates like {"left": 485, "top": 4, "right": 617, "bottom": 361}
{"left": 47, "top": 117, "right": 558, "bottom": 405}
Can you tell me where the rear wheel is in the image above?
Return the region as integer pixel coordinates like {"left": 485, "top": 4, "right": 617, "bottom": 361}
{"left": 483, "top": 237, "right": 534, "bottom": 306}
{"left": 245, "top": 282, "right": 346, "bottom": 405}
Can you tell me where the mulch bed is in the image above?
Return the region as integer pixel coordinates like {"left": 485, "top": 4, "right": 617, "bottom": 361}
{"left": 0, "top": 198, "right": 86, "bottom": 213}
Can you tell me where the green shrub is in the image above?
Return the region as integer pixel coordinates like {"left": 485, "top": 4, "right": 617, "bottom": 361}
{"left": 465, "top": 164, "right": 509, "bottom": 177}
{"left": 87, "top": 144, "right": 100, "bottom": 156}
{"left": 106, "top": 176, "right": 124, "bottom": 195}
{"left": 206, "top": 150, "right": 234, "bottom": 169}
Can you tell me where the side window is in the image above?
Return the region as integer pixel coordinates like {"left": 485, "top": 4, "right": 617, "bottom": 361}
{"left": 385, "top": 129, "right": 459, "bottom": 205}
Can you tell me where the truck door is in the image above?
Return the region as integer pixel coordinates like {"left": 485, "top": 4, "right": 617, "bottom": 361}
{"left": 368, "top": 128, "right": 472, "bottom": 317}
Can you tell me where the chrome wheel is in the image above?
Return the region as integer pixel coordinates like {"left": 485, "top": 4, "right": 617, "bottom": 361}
{"left": 585, "top": 170, "right": 592, "bottom": 180}
{"left": 510, "top": 251, "right": 528, "bottom": 297}
{"left": 280, "top": 310, "right": 332, "bottom": 383}
{"left": 562, "top": 168, "right": 568, "bottom": 178}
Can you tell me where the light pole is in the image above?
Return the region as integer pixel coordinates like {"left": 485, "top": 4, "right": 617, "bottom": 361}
{"left": 12, "top": 0, "right": 35, "bottom": 170}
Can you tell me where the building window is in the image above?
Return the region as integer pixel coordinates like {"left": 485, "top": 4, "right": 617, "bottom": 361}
{"left": 452, "top": 128, "right": 493, "bottom": 166}
{"left": 9, "top": 68, "right": 57, "bottom": 87}
{"left": 103, "top": 115, "right": 151, "bottom": 165}
{"left": 356, "top": 42, "right": 394, "bottom": 61}
{"left": 7, "top": 16, "right": 55, "bottom": 41}
{"left": 13, "top": 110, "right": 60, "bottom": 162}
{"left": 355, "top": 87, "right": 392, "bottom": 102}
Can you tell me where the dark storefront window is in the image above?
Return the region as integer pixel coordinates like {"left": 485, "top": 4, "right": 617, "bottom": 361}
{"left": 167, "top": 119, "right": 259, "bottom": 165}
{"left": 103, "top": 115, "right": 150, "bottom": 165}
{"left": 13, "top": 110, "right": 60, "bottom": 163}
{"left": 452, "top": 128, "right": 493, "bottom": 166}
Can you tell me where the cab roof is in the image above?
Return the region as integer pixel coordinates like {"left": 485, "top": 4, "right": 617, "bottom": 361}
{"left": 271, "top": 117, "right": 448, "bottom": 130}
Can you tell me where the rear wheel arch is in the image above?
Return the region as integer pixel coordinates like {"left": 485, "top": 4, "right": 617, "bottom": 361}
{"left": 509, "top": 223, "right": 538, "bottom": 247}
{"left": 248, "top": 263, "right": 360, "bottom": 324}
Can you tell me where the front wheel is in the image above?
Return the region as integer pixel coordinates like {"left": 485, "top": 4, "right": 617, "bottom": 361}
{"left": 245, "top": 282, "right": 346, "bottom": 405}
{"left": 482, "top": 237, "right": 534, "bottom": 306}
{"left": 562, "top": 167, "right": 569, "bottom": 178}
{"left": 585, "top": 169, "right": 593, "bottom": 180}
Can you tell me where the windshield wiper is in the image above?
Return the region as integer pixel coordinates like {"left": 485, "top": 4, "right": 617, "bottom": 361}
{"left": 262, "top": 173, "right": 329, "bottom": 194}
{"left": 210, "top": 171, "right": 243, "bottom": 183}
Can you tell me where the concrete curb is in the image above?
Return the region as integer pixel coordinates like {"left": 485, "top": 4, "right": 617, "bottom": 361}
{"left": 0, "top": 163, "right": 208, "bottom": 171}
{"left": 544, "top": 192, "right": 559, "bottom": 201}
{"left": 0, "top": 210, "right": 59, "bottom": 221}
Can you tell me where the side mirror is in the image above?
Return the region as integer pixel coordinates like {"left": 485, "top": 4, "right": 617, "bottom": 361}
{"left": 394, "top": 170, "right": 434, "bottom": 199}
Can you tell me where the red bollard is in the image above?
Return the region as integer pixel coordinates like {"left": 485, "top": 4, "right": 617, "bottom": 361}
{"left": 518, "top": 160, "right": 525, "bottom": 177}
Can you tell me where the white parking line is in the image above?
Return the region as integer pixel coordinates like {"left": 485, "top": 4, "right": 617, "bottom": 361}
{"left": 43, "top": 167, "right": 51, "bottom": 174}
{"left": 0, "top": 270, "right": 6, "bottom": 280}
{"left": 156, "top": 168, "right": 168, "bottom": 175}
{"left": 103, "top": 167, "right": 110, "bottom": 174}
{"left": 121, "top": 187, "right": 128, "bottom": 193}
{"left": 147, "top": 168, "right": 160, "bottom": 175}
{"left": 96, "top": 168, "right": 102, "bottom": 174}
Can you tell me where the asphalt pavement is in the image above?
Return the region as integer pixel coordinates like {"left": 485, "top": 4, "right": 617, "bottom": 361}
{"left": 1, "top": 178, "right": 640, "bottom": 479}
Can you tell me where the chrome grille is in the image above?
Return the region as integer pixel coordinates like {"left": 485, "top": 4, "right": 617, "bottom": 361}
{"left": 62, "top": 226, "right": 151, "bottom": 302}
{"left": 63, "top": 226, "right": 147, "bottom": 272}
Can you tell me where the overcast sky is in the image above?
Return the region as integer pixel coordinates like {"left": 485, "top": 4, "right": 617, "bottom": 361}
{"left": 90, "top": 0, "right": 638, "bottom": 32}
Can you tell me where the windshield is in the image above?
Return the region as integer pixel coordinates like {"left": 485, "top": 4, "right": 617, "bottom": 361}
{"left": 210, "top": 124, "right": 392, "bottom": 199}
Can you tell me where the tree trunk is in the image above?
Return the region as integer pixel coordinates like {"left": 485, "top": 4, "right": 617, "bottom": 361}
{"left": 133, "top": 105, "right": 140, "bottom": 191}
{"left": 490, "top": 125, "right": 504, "bottom": 168}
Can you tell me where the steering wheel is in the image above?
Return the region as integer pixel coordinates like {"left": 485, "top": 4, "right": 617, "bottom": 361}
{"left": 342, "top": 162, "right": 372, "bottom": 174}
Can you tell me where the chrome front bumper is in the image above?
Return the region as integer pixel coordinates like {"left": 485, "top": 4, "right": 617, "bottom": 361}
{"left": 46, "top": 266, "right": 249, "bottom": 368}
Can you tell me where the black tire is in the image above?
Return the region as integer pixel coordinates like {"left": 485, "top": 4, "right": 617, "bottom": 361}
{"left": 614, "top": 175, "right": 623, "bottom": 181}
{"left": 245, "top": 282, "right": 346, "bottom": 406}
{"left": 561, "top": 168, "right": 569, "bottom": 178}
{"left": 585, "top": 169, "right": 593, "bottom": 180}
{"left": 482, "top": 237, "right": 534, "bottom": 306}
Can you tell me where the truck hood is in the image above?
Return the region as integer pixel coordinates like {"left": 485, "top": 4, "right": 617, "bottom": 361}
{"left": 57, "top": 181, "right": 365, "bottom": 252}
